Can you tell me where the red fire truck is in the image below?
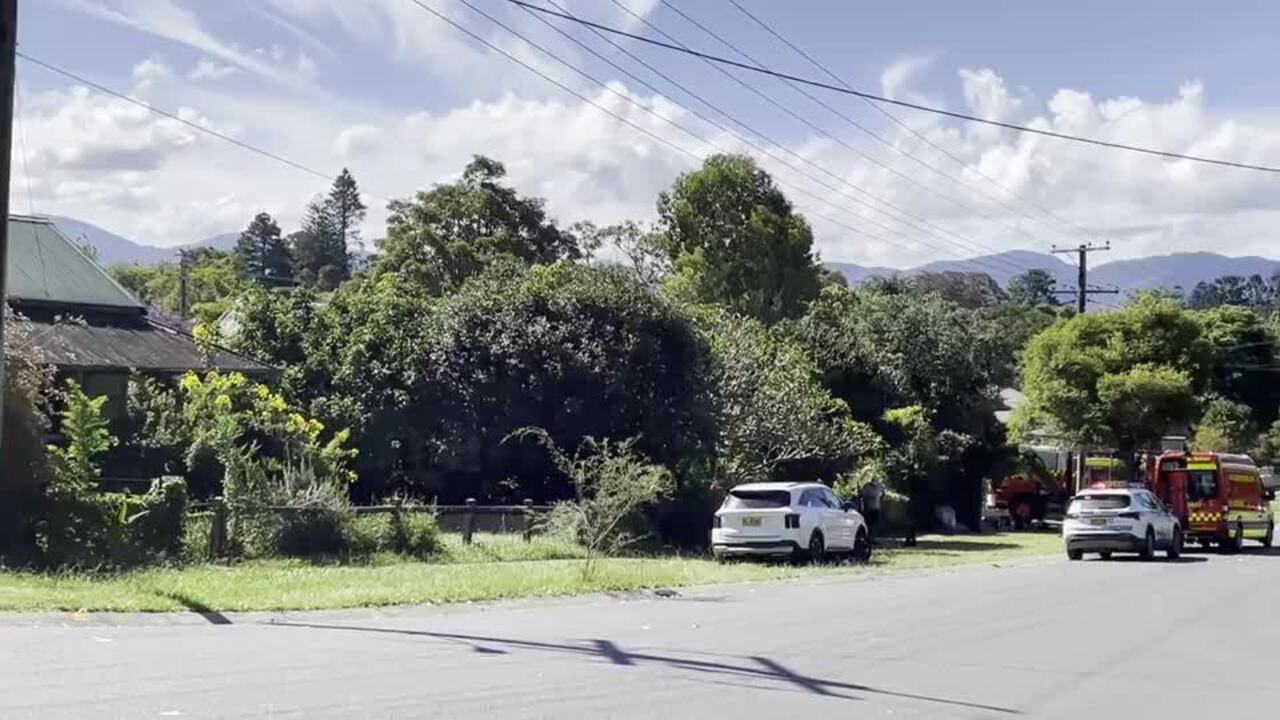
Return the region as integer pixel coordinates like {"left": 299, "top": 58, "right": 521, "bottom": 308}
{"left": 1147, "top": 451, "right": 1275, "bottom": 551}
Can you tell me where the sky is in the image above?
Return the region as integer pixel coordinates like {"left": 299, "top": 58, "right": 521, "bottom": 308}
{"left": 12, "top": 0, "right": 1280, "bottom": 269}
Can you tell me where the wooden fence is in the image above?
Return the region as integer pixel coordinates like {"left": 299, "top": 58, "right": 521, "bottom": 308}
{"left": 188, "top": 498, "right": 554, "bottom": 560}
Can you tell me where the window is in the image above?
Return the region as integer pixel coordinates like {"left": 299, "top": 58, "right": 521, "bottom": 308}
{"left": 821, "top": 489, "right": 841, "bottom": 509}
{"left": 1069, "top": 495, "right": 1130, "bottom": 512}
{"left": 723, "top": 490, "right": 791, "bottom": 510}
{"left": 798, "top": 490, "right": 822, "bottom": 507}
{"left": 1185, "top": 471, "right": 1219, "bottom": 502}
{"left": 81, "top": 373, "right": 128, "bottom": 421}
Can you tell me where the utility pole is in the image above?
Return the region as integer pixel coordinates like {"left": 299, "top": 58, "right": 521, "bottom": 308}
{"left": 1049, "top": 242, "right": 1120, "bottom": 494}
{"left": 177, "top": 249, "right": 190, "bottom": 319}
{"left": 1051, "top": 242, "right": 1119, "bottom": 313}
{"left": 0, "top": 0, "right": 18, "bottom": 452}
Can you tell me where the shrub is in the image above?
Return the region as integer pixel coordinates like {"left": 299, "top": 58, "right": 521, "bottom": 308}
{"left": 341, "top": 507, "right": 441, "bottom": 559}
{"left": 130, "top": 477, "right": 189, "bottom": 558}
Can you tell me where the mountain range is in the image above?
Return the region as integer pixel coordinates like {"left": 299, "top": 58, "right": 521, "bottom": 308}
{"left": 47, "top": 216, "right": 1280, "bottom": 297}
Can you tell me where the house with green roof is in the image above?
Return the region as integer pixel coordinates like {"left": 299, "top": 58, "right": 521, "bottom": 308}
{"left": 5, "top": 214, "right": 270, "bottom": 422}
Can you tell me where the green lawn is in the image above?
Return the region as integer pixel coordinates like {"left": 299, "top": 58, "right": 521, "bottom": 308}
{"left": 0, "top": 532, "right": 1061, "bottom": 613}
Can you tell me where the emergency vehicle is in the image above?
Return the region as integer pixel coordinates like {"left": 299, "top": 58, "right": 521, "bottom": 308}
{"left": 1148, "top": 451, "right": 1275, "bottom": 551}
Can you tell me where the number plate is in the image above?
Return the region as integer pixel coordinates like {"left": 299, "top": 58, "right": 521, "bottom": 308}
{"left": 741, "top": 516, "right": 762, "bottom": 527}
{"left": 1089, "top": 517, "right": 1108, "bottom": 526}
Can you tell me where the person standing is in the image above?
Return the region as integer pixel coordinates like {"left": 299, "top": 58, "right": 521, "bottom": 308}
{"left": 860, "top": 478, "right": 885, "bottom": 545}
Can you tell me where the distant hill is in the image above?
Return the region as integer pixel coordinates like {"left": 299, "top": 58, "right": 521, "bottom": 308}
{"left": 826, "top": 249, "right": 1280, "bottom": 299}
{"left": 48, "top": 216, "right": 238, "bottom": 266}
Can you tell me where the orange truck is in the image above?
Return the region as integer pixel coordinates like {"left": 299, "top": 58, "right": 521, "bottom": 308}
{"left": 1148, "top": 451, "right": 1275, "bottom": 551}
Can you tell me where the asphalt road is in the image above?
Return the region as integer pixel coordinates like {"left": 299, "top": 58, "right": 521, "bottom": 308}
{"left": 3, "top": 545, "right": 1279, "bottom": 719}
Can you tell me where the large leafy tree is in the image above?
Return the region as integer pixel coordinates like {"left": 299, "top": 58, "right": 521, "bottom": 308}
{"left": 233, "top": 212, "right": 293, "bottom": 286}
{"left": 657, "top": 154, "right": 822, "bottom": 323}
{"left": 1193, "top": 304, "right": 1280, "bottom": 427}
{"left": 1007, "top": 269, "right": 1061, "bottom": 306}
{"left": 908, "top": 271, "right": 1006, "bottom": 309}
{"left": 377, "top": 156, "right": 579, "bottom": 292}
{"left": 1191, "top": 396, "right": 1257, "bottom": 452}
{"left": 699, "top": 307, "right": 881, "bottom": 488}
{"left": 1014, "top": 295, "right": 1213, "bottom": 465}
{"left": 292, "top": 168, "right": 365, "bottom": 290}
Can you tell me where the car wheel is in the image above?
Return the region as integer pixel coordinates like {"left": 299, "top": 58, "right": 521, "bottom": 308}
{"left": 1067, "top": 548, "right": 1083, "bottom": 561}
{"left": 1264, "top": 523, "right": 1274, "bottom": 549}
{"left": 807, "top": 531, "right": 826, "bottom": 563}
{"left": 1139, "top": 528, "right": 1155, "bottom": 560}
{"left": 1099, "top": 551, "right": 1113, "bottom": 560}
{"left": 1166, "top": 527, "right": 1183, "bottom": 560}
{"left": 852, "top": 529, "right": 872, "bottom": 563}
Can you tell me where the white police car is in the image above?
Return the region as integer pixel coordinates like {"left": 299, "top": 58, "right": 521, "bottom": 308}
{"left": 1063, "top": 487, "right": 1183, "bottom": 561}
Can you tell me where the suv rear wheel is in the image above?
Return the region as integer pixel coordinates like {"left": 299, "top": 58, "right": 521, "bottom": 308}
{"left": 851, "top": 529, "right": 872, "bottom": 563}
{"left": 807, "top": 531, "right": 825, "bottom": 563}
{"left": 1166, "top": 527, "right": 1183, "bottom": 560}
{"left": 1139, "top": 528, "right": 1155, "bottom": 561}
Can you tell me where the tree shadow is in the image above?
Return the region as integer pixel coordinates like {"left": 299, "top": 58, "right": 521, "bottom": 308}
{"left": 269, "top": 621, "right": 1019, "bottom": 714}
{"left": 906, "top": 540, "right": 1023, "bottom": 552}
{"left": 155, "top": 591, "right": 232, "bottom": 625}
{"left": 1088, "top": 555, "right": 1207, "bottom": 564}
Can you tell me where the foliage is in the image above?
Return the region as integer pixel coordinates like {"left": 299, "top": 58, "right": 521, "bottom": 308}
{"left": 1254, "top": 420, "right": 1280, "bottom": 466}
{"left": 127, "top": 477, "right": 190, "bottom": 559}
{"left": 657, "top": 154, "right": 822, "bottom": 323}
{"left": 907, "top": 271, "right": 1006, "bottom": 309}
{"left": 344, "top": 507, "right": 442, "bottom": 559}
{"left": 1191, "top": 396, "right": 1257, "bottom": 452}
{"left": 1006, "top": 269, "right": 1061, "bottom": 306}
{"left": 702, "top": 307, "right": 881, "bottom": 488}
{"left": 1193, "top": 304, "right": 1280, "bottom": 427}
{"left": 292, "top": 168, "right": 364, "bottom": 289}
{"left": 2, "top": 306, "right": 53, "bottom": 493}
{"left": 378, "top": 156, "right": 579, "bottom": 292}
{"left": 46, "top": 380, "right": 117, "bottom": 495}
{"left": 1014, "top": 295, "right": 1212, "bottom": 459}
{"left": 596, "top": 220, "right": 668, "bottom": 287}
{"left": 233, "top": 212, "right": 293, "bottom": 286}
{"left": 1188, "top": 273, "right": 1280, "bottom": 310}
{"left": 510, "top": 428, "right": 673, "bottom": 579}
{"left": 109, "top": 249, "right": 247, "bottom": 323}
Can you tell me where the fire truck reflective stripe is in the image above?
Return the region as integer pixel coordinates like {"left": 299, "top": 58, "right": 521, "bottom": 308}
{"left": 1187, "top": 462, "right": 1216, "bottom": 470}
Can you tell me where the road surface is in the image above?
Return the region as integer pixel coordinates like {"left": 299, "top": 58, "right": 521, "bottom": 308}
{"left": 3, "top": 547, "right": 1278, "bottom": 719}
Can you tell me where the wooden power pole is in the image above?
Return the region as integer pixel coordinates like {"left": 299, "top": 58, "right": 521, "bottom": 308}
{"left": 1051, "top": 242, "right": 1119, "bottom": 313}
{"left": 0, "top": 0, "right": 18, "bottom": 451}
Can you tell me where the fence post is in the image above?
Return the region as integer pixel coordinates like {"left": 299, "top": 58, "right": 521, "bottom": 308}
{"left": 523, "top": 499, "right": 534, "bottom": 543}
{"left": 208, "top": 497, "right": 228, "bottom": 560}
{"left": 462, "top": 498, "right": 476, "bottom": 545}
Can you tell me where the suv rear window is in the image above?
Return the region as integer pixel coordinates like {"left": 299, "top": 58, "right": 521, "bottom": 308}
{"left": 1186, "top": 470, "right": 1219, "bottom": 501}
{"left": 723, "top": 490, "right": 792, "bottom": 509}
{"left": 1069, "top": 495, "right": 1131, "bottom": 511}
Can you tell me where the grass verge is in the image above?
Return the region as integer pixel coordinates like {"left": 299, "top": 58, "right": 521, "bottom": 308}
{"left": 0, "top": 532, "right": 1061, "bottom": 613}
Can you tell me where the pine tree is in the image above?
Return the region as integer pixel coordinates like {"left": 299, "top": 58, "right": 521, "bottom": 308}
{"left": 291, "top": 169, "right": 365, "bottom": 290}
{"left": 233, "top": 212, "right": 292, "bottom": 286}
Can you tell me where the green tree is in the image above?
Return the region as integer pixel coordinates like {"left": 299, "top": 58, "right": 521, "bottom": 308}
{"left": 1192, "top": 396, "right": 1257, "bottom": 452}
{"left": 292, "top": 169, "right": 364, "bottom": 290}
{"left": 1014, "top": 295, "right": 1212, "bottom": 467}
{"left": 701, "top": 307, "right": 881, "bottom": 488}
{"left": 1007, "top": 269, "right": 1061, "bottom": 306}
{"left": 377, "top": 156, "right": 579, "bottom": 292}
{"left": 233, "top": 212, "right": 293, "bottom": 286}
{"left": 657, "top": 154, "right": 822, "bottom": 323}
{"left": 1193, "top": 304, "right": 1280, "bottom": 427}
{"left": 908, "top": 271, "right": 1006, "bottom": 309}
{"left": 109, "top": 250, "right": 247, "bottom": 323}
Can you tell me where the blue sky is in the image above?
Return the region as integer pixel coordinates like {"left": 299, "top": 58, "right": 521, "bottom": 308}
{"left": 14, "top": 1, "right": 1280, "bottom": 267}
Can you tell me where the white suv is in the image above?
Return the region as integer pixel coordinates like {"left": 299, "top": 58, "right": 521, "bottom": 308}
{"left": 711, "top": 482, "right": 871, "bottom": 561}
{"left": 1063, "top": 487, "right": 1183, "bottom": 561}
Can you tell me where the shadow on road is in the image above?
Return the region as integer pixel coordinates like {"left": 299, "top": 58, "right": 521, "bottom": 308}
{"left": 155, "top": 591, "right": 232, "bottom": 625}
{"left": 909, "top": 539, "right": 1028, "bottom": 552}
{"left": 269, "top": 621, "right": 1019, "bottom": 714}
{"left": 1090, "top": 555, "right": 1208, "bottom": 564}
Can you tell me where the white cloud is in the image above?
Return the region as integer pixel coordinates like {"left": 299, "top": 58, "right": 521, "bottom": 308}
{"left": 880, "top": 55, "right": 934, "bottom": 100}
{"left": 333, "top": 124, "right": 383, "bottom": 159}
{"left": 189, "top": 58, "right": 240, "bottom": 81}
{"left": 61, "top": 0, "right": 314, "bottom": 88}
{"left": 131, "top": 58, "right": 169, "bottom": 91}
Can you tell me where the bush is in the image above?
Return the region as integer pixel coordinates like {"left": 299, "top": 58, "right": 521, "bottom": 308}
{"left": 275, "top": 508, "right": 348, "bottom": 557}
{"left": 131, "top": 477, "right": 189, "bottom": 558}
{"left": 341, "top": 508, "right": 441, "bottom": 559}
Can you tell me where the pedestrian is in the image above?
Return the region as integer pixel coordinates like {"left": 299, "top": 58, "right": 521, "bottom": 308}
{"left": 860, "top": 478, "right": 885, "bottom": 545}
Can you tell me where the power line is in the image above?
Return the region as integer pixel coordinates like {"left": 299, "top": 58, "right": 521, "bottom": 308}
{"left": 509, "top": 0, "right": 1280, "bottom": 174}
{"left": 517, "top": 0, "right": 1032, "bottom": 277}
{"left": 661, "top": 0, "right": 1070, "bottom": 249}
{"left": 17, "top": 51, "right": 338, "bottom": 185}
{"left": 722, "top": 0, "right": 1097, "bottom": 241}
{"left": 597, "top": 0, "right": 1040, "bottom": 278}
{"left": 421, "top": 0, "right": 1029, "bottom": 280}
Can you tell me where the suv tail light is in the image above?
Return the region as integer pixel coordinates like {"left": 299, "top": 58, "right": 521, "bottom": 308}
{"left": 712, "top": 515, "right": 722, "bottom": 528}
{"left": 1065, "top": 512, "right": 1079, "bottom": 520}
{"left": 785, "top": 514, "right": 800, "bottom": 529}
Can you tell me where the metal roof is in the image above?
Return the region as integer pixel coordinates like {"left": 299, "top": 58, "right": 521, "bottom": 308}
{"left": 5, "top": 215, "right": 145, "bottom": 311}
{"left": 18, "top": 312, "right": 271, "bottom": 375}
